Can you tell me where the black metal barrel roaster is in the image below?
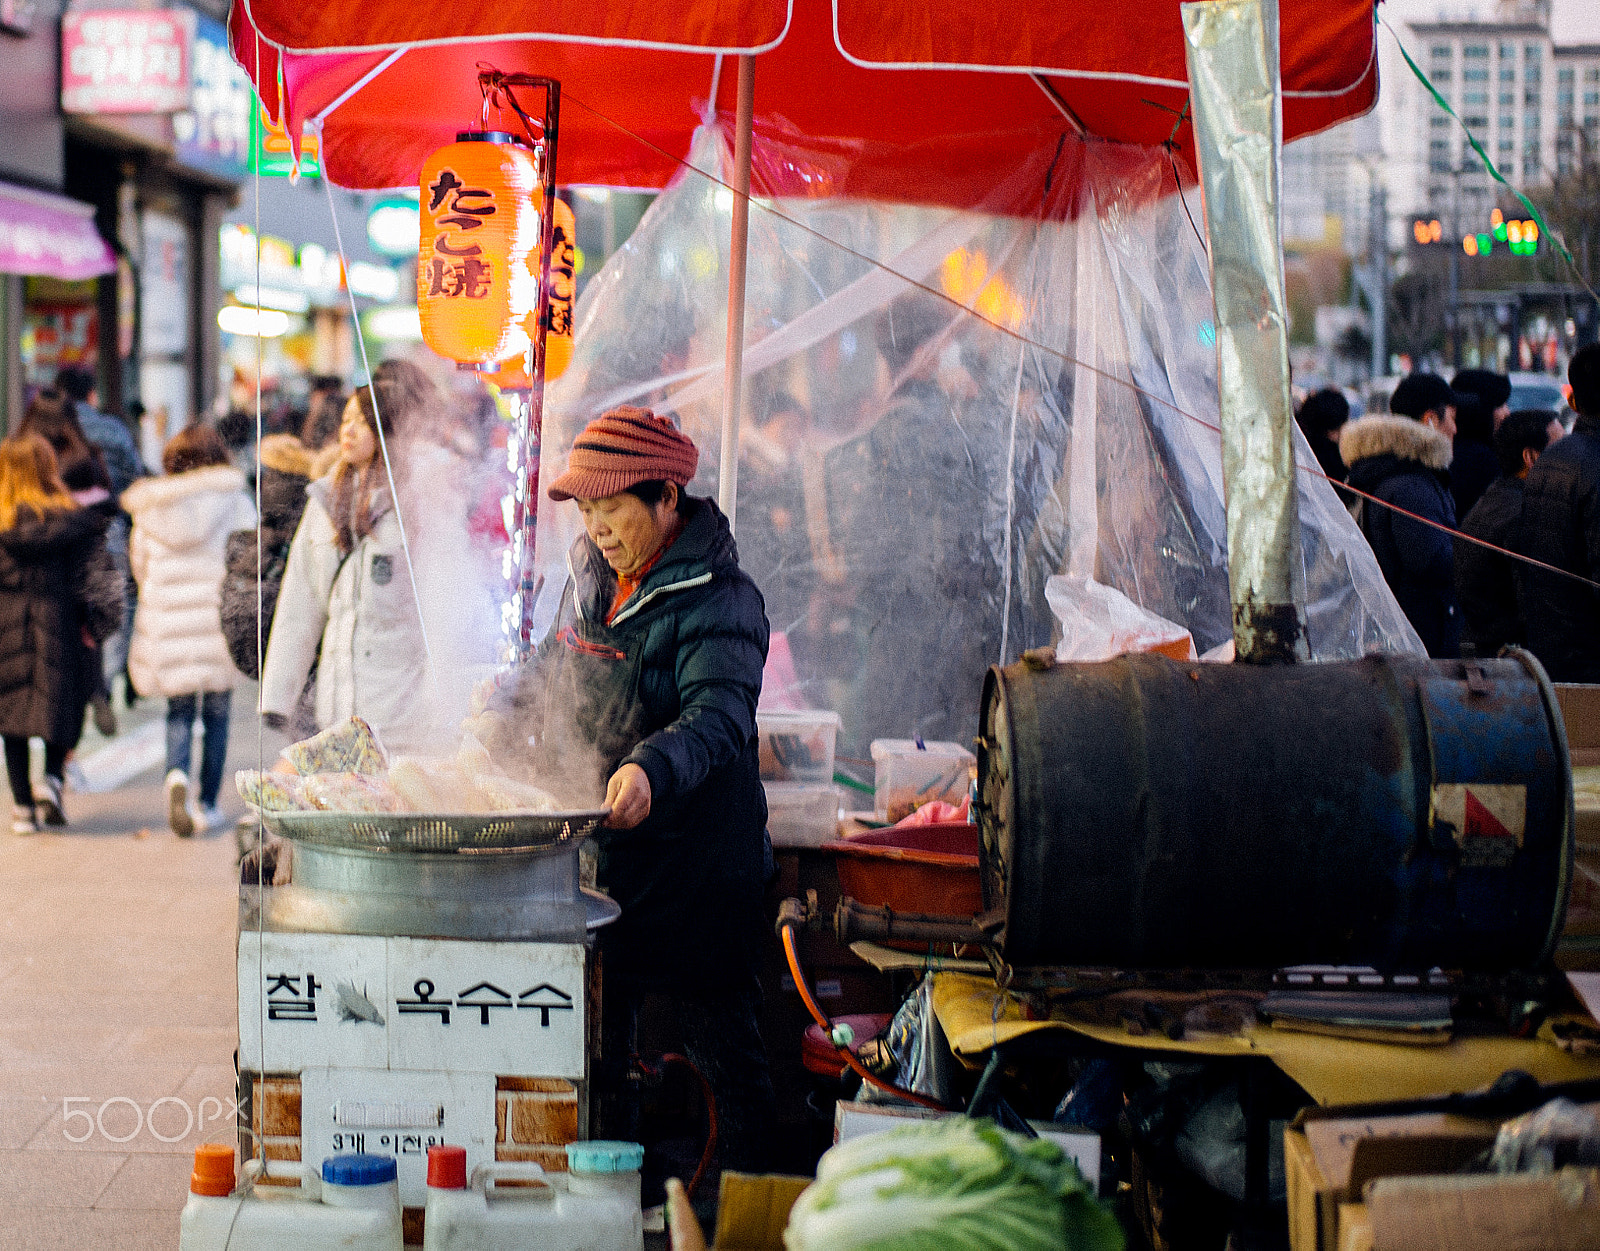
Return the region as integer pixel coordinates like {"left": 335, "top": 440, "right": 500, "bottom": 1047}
{"left": 974, "top": 649, "right": 1573, "bottom": 972}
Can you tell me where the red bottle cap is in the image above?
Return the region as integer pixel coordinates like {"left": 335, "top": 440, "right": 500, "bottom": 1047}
{"left": 427, "top": 1144, "right": 468, "bottom": 1189}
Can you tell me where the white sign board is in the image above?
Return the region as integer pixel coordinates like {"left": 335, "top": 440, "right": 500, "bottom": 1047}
{"left": 299, "top": 1066, "right": 496, "bottom": 1207}
{"left": 239, "top": 933, "right": 587, "bottom": 1077}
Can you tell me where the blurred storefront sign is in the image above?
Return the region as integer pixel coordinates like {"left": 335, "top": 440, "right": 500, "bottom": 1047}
{"left": 140, "top": 212, "right": 189, "bottom": 357}
{"left": 61, "top": 10, "right": 194, "bottom": 115}
{"left": 173, "top": 15, "right": 252, "bottom": 177}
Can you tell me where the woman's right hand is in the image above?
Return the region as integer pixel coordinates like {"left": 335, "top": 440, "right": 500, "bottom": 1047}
{"left": 603, "top": 763, "right": 652, "bottom": 829}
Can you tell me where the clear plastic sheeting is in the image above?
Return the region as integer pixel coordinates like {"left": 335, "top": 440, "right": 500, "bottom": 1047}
{"left": 535, "top": 124, "right": 1422, "bottom": 759}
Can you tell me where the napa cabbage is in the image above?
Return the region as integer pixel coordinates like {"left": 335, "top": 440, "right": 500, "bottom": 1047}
{"left": 783, "top": 1116, "right": 1123, "bottom": 1251}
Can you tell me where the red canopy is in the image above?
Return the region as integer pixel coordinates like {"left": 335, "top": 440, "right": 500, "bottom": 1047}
{"left": 230, "top": 0, "right": 1376, "bottom": 210}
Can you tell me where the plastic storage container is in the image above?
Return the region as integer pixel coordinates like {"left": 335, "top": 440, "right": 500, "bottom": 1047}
{"left": 870, "top": 739, "right": 976, "bottom": 822}
{"left": 756, "top": 709, "right": 841, "bottom": 783}
{"left": 764, "top": 782, "right": 842, "bottom": 848}
{"left": 422, "top": 1141, "right": 644, "bottom": 1251}
{"left": 179, "top": 1147, "right": 403, "bottom": 1251}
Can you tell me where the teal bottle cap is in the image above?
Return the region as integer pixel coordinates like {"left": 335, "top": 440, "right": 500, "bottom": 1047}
{"left": 565, "top": 1140, "right": 645, "bottom": 1174}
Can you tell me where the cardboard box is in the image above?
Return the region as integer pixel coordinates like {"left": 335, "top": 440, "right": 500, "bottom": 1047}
{"left": 1365, "top": 1167, "right": 1600, "bottom": 1251}
{"left": 1555, "top": 684, "right": 1600, "bottom": 769}
{"left": 1284, "top": 1109, "right": 1498, "bottom": 1251}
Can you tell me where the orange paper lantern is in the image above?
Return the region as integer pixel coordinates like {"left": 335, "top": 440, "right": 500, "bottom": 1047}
{"left": 541, "top": 198, "right": 577, "bottom": 380}
{"left": 417, "top": 133, "right": 541, "bottom": 366}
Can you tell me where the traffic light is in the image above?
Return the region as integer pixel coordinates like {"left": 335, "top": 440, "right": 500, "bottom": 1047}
{"left": 1413, "top": 218, "right": 1443, "bottom": 244}
{"left": 1464, "top": 208, "right": 1539, "bottom": 256}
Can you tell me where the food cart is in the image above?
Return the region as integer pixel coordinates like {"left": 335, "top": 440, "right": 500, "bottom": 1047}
{"left": 210, "top": 0, "right": 1600, "bottom": 1245}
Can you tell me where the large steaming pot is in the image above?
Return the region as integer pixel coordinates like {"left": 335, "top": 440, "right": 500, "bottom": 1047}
{"left": 250, "top": 810, "right": 618, "bottom": 940}
{"left": 975, "top": 650, "right": 1572, "bottom": 972}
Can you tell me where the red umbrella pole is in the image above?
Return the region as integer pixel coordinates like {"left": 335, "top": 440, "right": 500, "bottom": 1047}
{"left": 716, "top": 55, "right": 754, "bottom": 533}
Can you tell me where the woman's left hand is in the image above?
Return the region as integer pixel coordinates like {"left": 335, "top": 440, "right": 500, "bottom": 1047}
{"left": 604, "top": 763, "right": 652, "bottom": 829}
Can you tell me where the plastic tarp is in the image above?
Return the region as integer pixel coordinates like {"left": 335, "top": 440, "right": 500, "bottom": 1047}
{"left": 530, "top": 124, "right": 1422, "bottom": 759}
{"left": 227, "top": 0, "right": 1378, "bottom": 198}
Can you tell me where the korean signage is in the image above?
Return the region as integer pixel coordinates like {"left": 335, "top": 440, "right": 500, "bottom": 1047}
{"left": 173, "top": 15, "right": 252, "bottom": 176}
{"left": 237, "top": 933, "right": 586, "bottom": 1077}
{"left": 61, "top": 10, "right": 193, "bottom": 115}
{"left": 251, "top": 99, "right": 321, "bottom": 178}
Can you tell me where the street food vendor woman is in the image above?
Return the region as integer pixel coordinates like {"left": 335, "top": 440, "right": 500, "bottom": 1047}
{"left": 488, "top": 406, "right": 775, "bottom": 1172}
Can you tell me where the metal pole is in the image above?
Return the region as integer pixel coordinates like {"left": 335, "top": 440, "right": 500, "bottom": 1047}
{"left": 1371, "top": 181, "right": 1388, "bottom": 380}
{"left": 717, "top": 54, "right": 754, "bottom": 534}
{"left": 520, "top": 79, "right": 561, "bottom": 653}
{"left": 1448, "top": 165, "right": 1461, "bottom": 370}
{"left": 1182, "top": 0, "right": 1308, "bottom": 663}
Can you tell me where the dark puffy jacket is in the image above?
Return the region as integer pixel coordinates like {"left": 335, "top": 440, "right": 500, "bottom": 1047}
{"left": 0, "top": 506, "right": 119, "bottom": 746}
{"left": 1455, "top": 474, "right": 1525, "bottom": 658}
{"left": 221, "top": 434, "right": 322, "bottom": 680}
{"left": 495, "top": 497, "right": 772, "bottom": 990}
{"left": 1342, "top": 415, "right": 1461, "bottom": 658}
{"left": 1518, "top": 414, "right": 1600, "bottom": 682}
{"left": 1451, "top": 436, "right": 1499, "bottom": 524}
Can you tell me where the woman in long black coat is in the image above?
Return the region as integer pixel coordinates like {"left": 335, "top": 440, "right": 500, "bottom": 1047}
{"left": 0, "top": 432, "right": 122, "bottom": 832}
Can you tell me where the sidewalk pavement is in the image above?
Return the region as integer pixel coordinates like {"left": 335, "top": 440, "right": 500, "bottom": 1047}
{"left": 0, "top": 684, "right": 289, "bottom": 1249}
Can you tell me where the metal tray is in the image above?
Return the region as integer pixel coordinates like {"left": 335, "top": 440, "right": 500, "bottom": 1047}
{"left": 257, "top": 808, "right": 610, "bottom": 853}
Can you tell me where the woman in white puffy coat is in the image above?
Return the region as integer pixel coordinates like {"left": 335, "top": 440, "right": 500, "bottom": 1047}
{"left": 124, "top": 424, "right": 256, "bottom": 834}
{"left": 260, "top": 369, "right": 435, "bottom": 754}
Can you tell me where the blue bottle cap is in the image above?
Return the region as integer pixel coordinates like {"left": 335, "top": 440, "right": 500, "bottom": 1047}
{"left": 321, "top": 1153, "right": 398, "bottom": 1186}
{"left": 565, "top": 1140, "right": 645, "bottom": 1174}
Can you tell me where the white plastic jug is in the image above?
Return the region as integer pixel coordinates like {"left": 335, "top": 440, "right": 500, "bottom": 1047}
{"left": 179, "top": 1145, "right": 404, "bottom": 1251}
{"left": 422, "top": 1141, "right": 645, "bottom": 1251}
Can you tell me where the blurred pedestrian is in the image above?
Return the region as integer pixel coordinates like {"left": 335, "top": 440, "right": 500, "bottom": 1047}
{"left": 260, "top": 369, "right": 437, "bottom": 751}
{"left": 18, "top": 390, "right": 121, "bottom": 734}
{"left": 301, "top": 376, "right": 346, "bottom": 452}
{"left": 1455, "top": 409, "right": 1563, "bottom": 658}
{"left": 123, "top": 424, "right": 256, "bottom": 836}
{"left": 220, "top": 423, "right": 338, "bottom": 731}
{"left": 1450, "top": 368, "right": 1510, "bottom": 522}
{"left": 1518, "top": 344, "right": 1600, "bottom": 681}
{"left": 1295, "top": 387, "right": 1353, "bottom": 505}
{"left": 52, "top": 367, "right": 145, "bottom": 495}
{"left": 0, "top": 432, "right": 122, "bottom": 833}
{"left": 1341, "top": 372, "right": 1463, "bottom": 657}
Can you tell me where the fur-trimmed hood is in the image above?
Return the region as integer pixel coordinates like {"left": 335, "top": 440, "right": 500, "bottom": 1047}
{"left": 122, "top": 465, "right": 250, "bottom": 553}
{"left": 1340, "top": 414, "right": 1453, "bottom": 472}
{"left": 260, "top": 433, "right": 340, "bottom": 481}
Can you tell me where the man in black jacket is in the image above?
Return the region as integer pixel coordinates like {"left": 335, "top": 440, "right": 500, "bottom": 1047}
{"left": 1519, "top": 344, "right": 1600, "bottom": 680}
{"left": 1342, "top": 373, "right": 1464, "bottom": 657}
{"left": 1455, "top": 410, "right": 1563, "bottom": 656}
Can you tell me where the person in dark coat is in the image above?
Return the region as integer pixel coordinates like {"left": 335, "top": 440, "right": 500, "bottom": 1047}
{"left": 1519, "top": 344, "right": 1600, "bottom": 681}
{"left": 1342, "top": 372, "right": 1463, "bottom": 657}
{"left": 1296, "top": 387, "right": 1353, "bottom": 506}
{"left": 0, "top": 434, "right": 122, "bottom": 832}
{"left": 1450, "top": 368, "right": 1511, "bottom": 522}
{"left": 484, "top": 407, "right": 775, "bottom": 1182}
{"left": 1454, "top": 409, "right": 1564, "bottom": 657}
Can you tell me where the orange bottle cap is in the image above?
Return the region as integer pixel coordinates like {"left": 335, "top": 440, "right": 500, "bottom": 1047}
{"left": 191, "top": 1143, "right": 236, "bottom": 1196}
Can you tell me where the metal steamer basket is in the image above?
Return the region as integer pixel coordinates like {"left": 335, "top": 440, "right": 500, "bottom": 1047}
{"left": 250, "top": 808, "right": 618, "bottom": 941}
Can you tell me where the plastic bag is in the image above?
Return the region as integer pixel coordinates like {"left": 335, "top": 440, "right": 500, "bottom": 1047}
{"left": 1490, "top": 1097, "right": 1600, "bottom": 1175}
{"left": 1047, "top": 575, "right": 1197, "bottom": 662}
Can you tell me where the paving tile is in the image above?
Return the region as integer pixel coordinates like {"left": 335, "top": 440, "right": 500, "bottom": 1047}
{"left": 94, "top": 1151, "right": 194, "bottom": 1210}
{"left": 0, "top": 1148, "right": 125, "bottom": 1208}
{"left": 0, "top": 1206, "right": 180, "bottom": 1250}
{"left": 0, "top": 1098, "right": 55, "bottom": 1149}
